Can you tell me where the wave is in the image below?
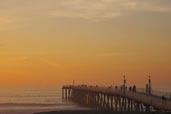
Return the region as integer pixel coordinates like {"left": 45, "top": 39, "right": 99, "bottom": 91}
{"left": 0, "top": 95, "right": 58, "bottom": 98}
{"left": 0, "top": 103, "right": 70, "bottom": 107}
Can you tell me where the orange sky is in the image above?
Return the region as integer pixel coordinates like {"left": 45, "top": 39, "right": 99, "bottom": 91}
{"left": 0, "top": 0, "right": 171, "bottom": 88}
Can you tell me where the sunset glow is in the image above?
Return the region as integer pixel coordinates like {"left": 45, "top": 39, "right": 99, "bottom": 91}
{"left": 0, "top": 0, "right": 171, "bottom": 88}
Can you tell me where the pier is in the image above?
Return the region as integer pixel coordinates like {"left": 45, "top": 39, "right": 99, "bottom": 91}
{"left": 62, "top": 78, "right": 171, "bottom": 112}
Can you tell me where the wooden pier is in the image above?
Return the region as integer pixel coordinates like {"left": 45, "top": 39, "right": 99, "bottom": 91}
{"left": 62, "top": 85, "right": 171, "bottom": 112}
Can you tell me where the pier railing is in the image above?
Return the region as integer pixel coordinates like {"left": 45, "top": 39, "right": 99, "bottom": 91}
{"left": 136, "top": 88, "right": 171, "bottom": 99}
{"left": 152, "top": 90, "right": 171, "bottom": 99}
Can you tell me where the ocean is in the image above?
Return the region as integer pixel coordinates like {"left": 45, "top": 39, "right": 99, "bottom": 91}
{"left": 0, "top": 87, "right": 90, "bottom": 114}
{"left": 0, "top": 87, "right": 170, "bottom": 114}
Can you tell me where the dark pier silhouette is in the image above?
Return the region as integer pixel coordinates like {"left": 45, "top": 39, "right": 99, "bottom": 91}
{"left": 62, "top": 77, "right": 171, "bottom": 113}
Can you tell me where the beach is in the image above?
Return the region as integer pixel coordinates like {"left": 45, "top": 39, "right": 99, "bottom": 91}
{"left": 35, "top": 110, "right": 155, "bottom": 114}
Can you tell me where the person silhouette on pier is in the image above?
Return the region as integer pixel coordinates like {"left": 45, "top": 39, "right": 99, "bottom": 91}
{"left": 129, "top": 86, "right": 132, "bottom": 92}
{"left": 133, "top": 85, "right": 136, "bottom": 92}
{"left": 162, "top": 96, "right": 166, "bottom": 107}
{"left": 162, "top": 96, "right": 166, "bottom": 100}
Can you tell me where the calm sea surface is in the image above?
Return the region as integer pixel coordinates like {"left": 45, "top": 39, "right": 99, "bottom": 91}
{"left": 0, "top": 87, "right": 90, "bottom": 114}
{"left": 0, "top": 87, "right": 170, "bottom": 114}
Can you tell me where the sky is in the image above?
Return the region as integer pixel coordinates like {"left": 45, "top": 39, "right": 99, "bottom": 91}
{"left": 0, "top": 0, "right": 171, "bottom": 88}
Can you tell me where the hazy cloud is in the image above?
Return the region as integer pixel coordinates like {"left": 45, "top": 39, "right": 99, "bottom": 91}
{"left": 48, "top": 0, "right": 129, "bottom": 21}
{"left": 96, "top": 52, "right": 127, "bottom": 57}
{"left": 0, "top": 0, "right": 170, "bottom": 22}
{"left": 0, "top": 16, "right": 14, "bottom": 31}
{"left": 48, "top": 0, "right": 171, "bottom": 21}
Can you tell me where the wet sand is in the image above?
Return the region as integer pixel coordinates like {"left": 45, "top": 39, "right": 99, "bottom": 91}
{"left": 35, "top": 110, "right": 155, "bottom": 114}
{"left": 0, "top": 109, "right": 60, "bottom": 114}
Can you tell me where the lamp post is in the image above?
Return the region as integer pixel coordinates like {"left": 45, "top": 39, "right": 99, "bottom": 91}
{"left": 148, "top": 76, "right": 152, "bottom": 95}
{"left": 123, "top": 75, "right": 126, "bottom": 91}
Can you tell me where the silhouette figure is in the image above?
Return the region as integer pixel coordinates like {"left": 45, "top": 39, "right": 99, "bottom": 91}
{"left": 129, "top": 86, "right": 132, "bottom": 92}
{"left": 162, "top": 96, "right": 166, "bottom": 100}
{"left": 133, "top": 85, "right": 136, "bottom": 92}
